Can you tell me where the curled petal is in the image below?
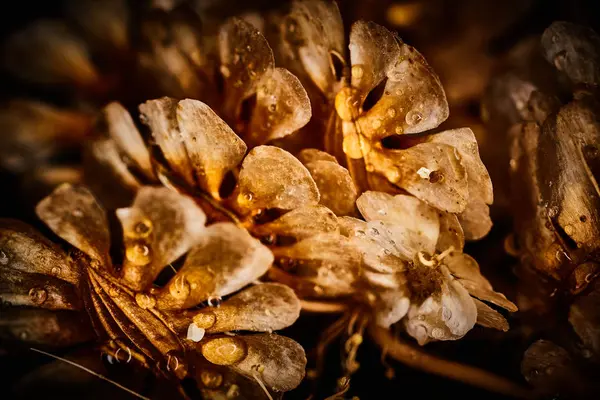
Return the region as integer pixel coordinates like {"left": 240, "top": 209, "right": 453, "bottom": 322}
{"left": 297, "top": 148, "right": 338, "bottom": 164}
{"left": 117, "top": 186, "right": 207, "bottom": 291}
{"left": 192, "top": 283, "right": 301, "bottom": 333}
{"left": 252, "top": 205, "right": 339, "bottom": 241}
{"left": 36, "top": 184, "right": 111, "bottom": 270}
{"left": 157, "top": 223, "right": 273, "bottom": 310}
{"left": 457, "top": 199, "right": 493, "bottom": 241}
{"left": 366, "top": 144, "right": 469, "bottom": 213}
{"left": 237, "top": 146, "right": 319, "bottom": 211}
{"left": 0, "top": 267, "right": 80, "bottom": 310}
{"left": 103, "top": 102, "right": 154, "bottom": 180}
{"left": 436, "top": 212, "right": 465, "bottom": 252}
{"left": 473, "top": 298, "right": 509, "bottom": 332}
{"left": 247, "top": 67, "right": 312, "bottom": 145}
{"left": 177, "top": 99, "right": 248, "bottom": 197}
{"left": 0, "top": 219, "right": 78, "bottom": 285}
{"left": 2, "top": 20, "right": 99, "bottom": 87}
{"left": 0, "top": 309, "right": 93, "bottom": 347}
{"left": 274, "top": 233, "right": 361, "bottom": 296}
{"left": 219, "top": 17, "right": 274, "bottom": 120}
{"left": 304, "top": 160, "right": 358, "bottom": 216}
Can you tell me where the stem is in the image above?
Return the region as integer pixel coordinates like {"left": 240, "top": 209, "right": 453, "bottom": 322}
{"left": 368, "top": 324, "right": 534, "bottom": 399}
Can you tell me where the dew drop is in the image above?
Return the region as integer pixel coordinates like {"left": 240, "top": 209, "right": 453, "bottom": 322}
{"left": 585, "top": 273, "right": 594, "bottom": 283}
{"left": 378, "top": 209, "right": 387, "bottom": 215}
{"left": 564, "top": 224, "right": 574, "bottom": 236}
{"left": 405, "top": 110, "right": 423, "bottom": 126}
{"left": 28, "top": 287, "right": 48, "bottom": 305}
{"left": 51, "top": 266, "right": 61, "bottom": 275}
{"left": 226, "top": 384, "right": 240, "bottom": 398}
{"left": 0, "top": 250, "right": 9, "bottom": 265}
{"left": 394, "top": 125, "right": 404, "bottom": 135}
{"left": 383, "top": 249, "right": 391, "bottom": 256}
{"left": 431, "top": 328, "right": 445, "bottom": 339}
{"left": 268, "top": 103, "right": 277, "bottom": 112}
{"left": 417, "top": 167, "right": 431, "bottom": 179}
{"left": 387, "top": 108, "right": 396, "bottom": 118}
{"left": 351, "top": 65, "right": 364, "bottom": 79}
{"left": 72, "top": 208, "right": 84, "bottom": 217}
{"left": 19, "top": 331, "right": 28, "bottom": 340}
{"left": 135, "top": 293, "right": 156, "bottom": 309}
{"left": 133, "top": 219, "right": 152, "bottom": 237}
{"left": 126, "top": 243, "right": 151, "bottom": 265}
{"left": 207, "top": 296, "right": 222, "bottom": 307}
{"left": 369, "top": 227, "right": 380, "bottom": 236}
{"left": 371, "top": 119, "right": 382, "bottom": 129}
{"left": 442, "top": 306, "right": 452, "bottom": 321}
{"left": 200, "top": 369, "right": 223, "bottom": 389}
{"left": 243, "top": 192, "right": 254, "bottom": 202}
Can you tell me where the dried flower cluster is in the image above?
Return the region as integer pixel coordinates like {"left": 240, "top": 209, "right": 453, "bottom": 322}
{"left": 0, "top": 0, "right": 532, "bottom": 398}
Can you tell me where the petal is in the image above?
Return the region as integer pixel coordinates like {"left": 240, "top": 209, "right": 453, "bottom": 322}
{"left": 473, "top": 298, "right": 509, "bottom": 332}
{"left": 274, "top": 233, "right": 361, "bottom": 296}
{"left": 356, "top": 191, "right": 440, "bottom": 248}
{"left": 177, "top": 99, "right": 248, "bottom": 198}
{"left": 0, "top": 219, "right": 79, "bottom": 285}
{"left": 192, "top": 283, "right": 300, "bottom": 333}
{"left": 0, "top": 269, "right": 81, "bottom": 310}
{"left": 304, "top": 160, "right": 358, "bottom": 216}
{"left": 0, "top": 309, "right": 93, "bottom": 347}
{"left": 457, "top": 198, "right": 493, "bottom": 241}
{"left": 373, "top": 290, "right": 410, "bottom": 328}
{"left": 35, "top": 184, "right": 111, "bottom": 269}
{"left": 66, "top": 0, "right": 129, "bottom": 51}
{"left": 459, "top": 280, "right": 518, "bottom": 312}
{"left": 436, "top": 212, "right": 465, "bottom": 252}
{"left": 156, "top": 223, "right": 273, "bottom": 310}
{"left": 252, "top": 205, "right": 339, "bottom": 241}
{"left": 219, "top": 17, "right": 274, "bottom": 120}
{"left": 87, "top": 138, "right": 142, "bottom": 192}
{"left": 366, "top": 144, "right": 469, "bottom": 213}
{"left": 247, "top": 67, "right": 312, "bottom": 145}
{"left": 297, "top": 148, "right": 338, "bottom": 164}
{"left": 139, "top": 97, "right": 195, "bottom": 188}
{"left": 348, "top": 221, "right": 410, "bottom": 272}
{"left": 103, "top": 102, "right": 154, "bottom": 180}
{"left": 117, "top": 186, "right": 207, "bottom": 291}
{"left": 2, "top": 20, "right": 99, "bottom": 87}
{"left": 337, "top": 216, "right": 367, "bottom": 237}
{"left": 569, "top": 278, "right": 600, "bottom": 356}
{"left": 236, "top": 146, "right": 319, "bottom": 211}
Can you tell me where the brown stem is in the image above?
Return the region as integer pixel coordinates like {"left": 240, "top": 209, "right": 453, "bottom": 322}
{"left": 368, "top": 324, "right": 534, "bottom": 399}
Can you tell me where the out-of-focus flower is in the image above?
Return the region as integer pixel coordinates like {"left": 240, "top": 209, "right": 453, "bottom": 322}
{"left": 0, "top": 183, "right": 305, "bottom": 398}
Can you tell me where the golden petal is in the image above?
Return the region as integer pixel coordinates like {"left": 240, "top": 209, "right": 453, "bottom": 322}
{"left": 193, "top": 283, "right": 301, "bottom": 333}
{"left": 66, "top": 0, "right": 129, "bottom": 51}
{"left": 473, "top": 298, "right": 509, "bottom": 332}
{"left": 236, "top": 146, "right": 319, "bottom": 211}
{"left": 230, "top": 333, "right": 306, "bottom": 392}
{"left": 304, "top": 160, "right": 358, "bottom": 216}
{"left": 436, "top": 211, "right": 465, "bottom": 252}
{"left": 117, "top": 186, "right": 207, "bottom": 291}
{"left": 366, "top": 144, "right": 469, "bottom": 213}
{"left": 252, "top": 205, "right": 339, "bottom": 240}
{"left": 0, "top": 309, "right": 93, "bottom": 347}
{"left": 459, "top": 280, "right": 518, "bottom": 312}
{"left": 457, "top": 198, "right": 493, "bottom": 241}
{"left": 177, "top": 99, "right": 247, "bottom": 198}
{"left": 569, "top": 278, "right": 600, "bottom": 355}
{"left": 104, "top": 102, "right": 155, "bottom": 180}
{"left": 275, "top": 233, "right": 361, "bottom": 296}
{"left": 373, "top": 290, "right": 410, "bottom": 328}
{"left": 35, "top": 184, "right": 111, "bottom": 270}
{"left": 247, "top": 67, "right": 312, "bottom": 145}
{"left": 297, "top": 148, "right": 338, "bottom": 164}
{"left": 156, "top": 223, "right": 273, "bottom": 310}
{"left": 0, "top": 219, "right": 78, "bottom": 285}
{"left": 0, "top": 269, "right": 81, "bottom": 310}
{"left": 337, "top": 216, "right": 367, "bottom": 237}
{"left": 87, "top": 138, "right": 142, "bottom": 193}
{"left": 139, "top": 97, "right": 196, "bottom": 187}
{"left": 219, "top": 17, "right": 274, "bottom": 120}
{"left": 3, "top": 20, "right": 99, "bottom": 87}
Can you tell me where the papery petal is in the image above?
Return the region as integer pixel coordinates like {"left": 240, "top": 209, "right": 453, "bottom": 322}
{"left": 457, "top": 198, "right": 493, "bottom": 241}
{"left": 337, "top": 216, "right": 367, "bottom": 237}
{"left": 66, "top": 0, "right": 129, "bottom": 51}
{"left": 117, "top": 186, "right": 206, "bottom": 291}
{"left": 304, "top": 160, "right": 357, "bottom": 216}
{"left": 0, "top": 219, "right": 79, "bottom": 285}
{"left": 219, "top": 17, "right": 274, "bottom": 120}
{"left": 177, "top": 99, "right": 248, "bottom": 197}
{"left": 191, "top": 283, "right": 300, "bottom": 333}
{"left": 373, "top": 290, "right": 410, "bottom": 328}
{"left": 36, "top": 184, "right": 111, "bottom": 269}
{"left": 348, "top": 220, "right": 410, "bottom": 272}
{"left": 139, "top": 97, "right": 195, "bottom": 187}
{"left": 569, "top": 278, "right": 600, "bottom": 356}
{"left": 436, "top": 212, "right": 465, "bottom": 252}
{"left": 459, "top": 279, "right": 518, "bottom": 312}
{"left": 104, "top": 102, "right": 154, "bottom": 180}
{"left": 0, "top": 309, "right": 93, "bottom": 347}
{"left": 156, "top": 223, "right": 273, "bottom": 310}
{"left": 275, "top": 233, "right": 361, "bottom": 296}
{"left": 366, "top": 144, "right": 469, "bottom": 213}
{"left": 252, "top": 205, "right": 339, "bottom": 241}
{"left": 247, "top": 67, "right": 312, "bottom": 145}
{"left": 88, "top": 138, "right": 142, "bottom": 192}
{"left": 473, "top": 298, "right": 509, "bottom": 332}
{"left": 297, "top": 148, "right": 338, "bottom": 164}
{"left": 237, "top": 146, "right": 319, "bottom": 211}
{"left": 2, "top": 20, "right": 99, "bottom": 87}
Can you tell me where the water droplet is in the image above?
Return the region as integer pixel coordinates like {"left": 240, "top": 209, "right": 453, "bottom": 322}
{"left": 115, "top": 347, "right": 132, "bottom": 363}
{"left": 135, "top": 293, "right": 156, "bottom": 309}
{"left": 187, "top": 323, "right": 206, "bottom": 342}
{"left": 28, "top": 287, "right": 48, "bottom": 305}
{"left": 200, "top": 369, "right": 223, "bottom": 389}
{"left": 417, "top": 167, "right": 431, "bottom": 179}
{"left": 268, "top": 103, "right": 277, "bottom": 112}
{"left": 51, "top": 266, "right": 61, "bottom": 275}
{"left": 564, "top": 225, "right": 574, "bottom": 235}
{"left": 369, "top": 227, "right": 380, "bottom": 236}
{"left": 387, "top": 108, "right": 396, "bottom": 118}
{"left": 133, "top": 220, "right": 152, "bottom": 237}
{"left": 394, "top": 125, "right": 404, "bottom": 135}
{"left": 226, "top": 384, "right": 240, "bottom": 398}
{"left": 371, "top": 119, "right": 382, "bottom": 129}
{"left": 405, "top": 110, "right": 423, "bottom": 126}
{"left": 166, "top": 352, "right": 183, "bottom": 374}
{"left": 19, "top": 331, "right": 28, "bottom": 340}
{"left": 554, "top": 51, "right": 567, "bottom": 71}
{"left": 243, "top": 192, "right": 253, "bottom": 202}
{"left": 383, "top": 249, "right": 391, "bottom": 256}
{"left": 220, "top": 65, "right": 231, "bottom": 78}
{"left": 429, "top": 170, "right": 443, "bottom": 183}
{"left": 431, "top": 328, "right": 445, "bottom": 339}
{"left": 356, "top": 230, "right": 366, "bottom": 236}
{"left": 585, "top": 273, "right": 594, "bottom": 283}
{"left": 442, "top": 306, "right": 452, "bottom": 321}
{"left": 351, "top": 65, "right": 364, "bottom": 79}
{"left": 126, "top": 243, "right": 151, "bottom": 265}
{"left": 246, "top": 45, "right": 252, "bottom": 51}
{"left": 72, "top": 208, "right": 84, "bottom": 217}
{"left": 0, "top": 250, "right": 9, "bottom": 265}
{"left": 378, "top": 209, "right": 387, "bottom": 215}
{"left": 207, "top": 296, "right": 222, "bottom": 307}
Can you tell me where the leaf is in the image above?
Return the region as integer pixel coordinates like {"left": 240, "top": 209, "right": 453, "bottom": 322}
{"left": 103, "top": 102, "right": 154, "bottom": 180}
{"left": 304, "top": 160, "right": 358, "bottom": 216}
{"left": 177, "top": 99, "right": 248, "bottom": 198}
{"left": 252, "top": 205, "right": 339, "bottom": 240}
{"left": 236, "top": 146, "right": 319, "bottom": 211}
{"left": 192, "top": 283, "right": 300, "bottom": 333}
{"left": 36, "top": 184, "right": 112, "bottom": 270}
{"left": 156, "top": 223, "right": 273, "bottom": 310}
{"left": 116, "top": 186, "right": 207, "bottom": 291}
